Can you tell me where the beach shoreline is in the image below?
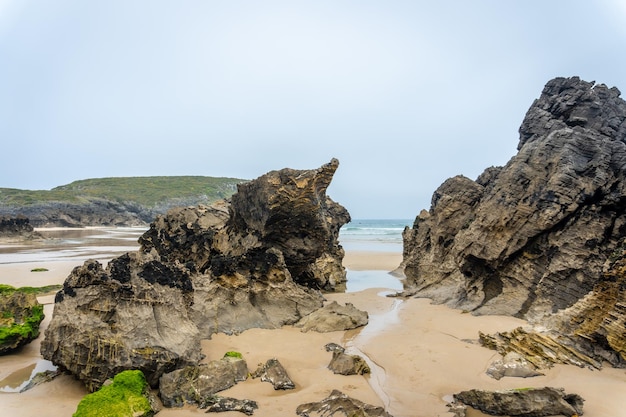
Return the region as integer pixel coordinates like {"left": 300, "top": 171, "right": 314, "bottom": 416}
{"left": 0, "top": 246, "right": 624, "bottom": 416}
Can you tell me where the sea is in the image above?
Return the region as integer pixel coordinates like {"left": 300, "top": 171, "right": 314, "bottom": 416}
{"left": 339, "top": 219, "right": 413, "bottom": 293}
{"left": 339, "top": 219, "right": 412, "bottom": 253}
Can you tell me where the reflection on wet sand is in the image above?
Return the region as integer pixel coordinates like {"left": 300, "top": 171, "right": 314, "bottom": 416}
{"left": 0, "top": 227, "right": 146, "bottom": 265}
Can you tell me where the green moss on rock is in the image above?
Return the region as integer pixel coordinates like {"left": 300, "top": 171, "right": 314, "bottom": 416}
{"left": 73, "top": 370, "right": 153, "bottom": 417}
{"left": 223, "top": 351, "right": 243, "bottom": 359}
{"left": 0, "top": 285, "right": 45, "bottom": 354}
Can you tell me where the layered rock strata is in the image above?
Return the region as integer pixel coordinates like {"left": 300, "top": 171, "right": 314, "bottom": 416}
{"left": 42, "top": 160, "right": 350, "bottom": 391}
{"left": 402, "top": 77, "right": 626, "bottom": 320}
{"left": 480, "top": 243, "right": 626, "bottom": 369}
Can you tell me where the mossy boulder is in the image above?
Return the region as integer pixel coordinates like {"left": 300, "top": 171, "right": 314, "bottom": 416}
{"left": 73, "top": 370, "right": 155, "bottom": 417}
{"left": 0, "top": 284, "right": 45, "bottom": 354}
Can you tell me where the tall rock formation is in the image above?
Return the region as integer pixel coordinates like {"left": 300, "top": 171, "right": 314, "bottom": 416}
{"left": 42, "top": 160, "right": 350, "bottom": 391}
{"left": 402, "top": 77, "right": 626, "bottom": 320}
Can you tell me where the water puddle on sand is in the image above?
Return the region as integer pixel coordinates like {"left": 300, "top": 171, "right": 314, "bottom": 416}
{"left": 345, "top": 270, "right": 403, "bottom": 293}
{"left": 342, "top": 294, "right": 403, "bottom": 409}
{"left": 0, "top": 360, "right": 57, "bottom": 393}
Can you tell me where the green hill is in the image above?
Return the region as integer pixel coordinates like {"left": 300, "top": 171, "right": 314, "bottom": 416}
{"left": 0, "top": 176, "right": 246, "bottom": 227}
{"left": 0, "top": 176, "right": 244, "bottom": 207}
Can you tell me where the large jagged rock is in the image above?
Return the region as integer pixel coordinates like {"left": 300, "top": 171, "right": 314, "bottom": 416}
{"left": 451, "top": 387, "right": 584, "bottom": 417}
{"left": 42, "top": 160, "right": 349, "bottom": 391}
{"left": 139, "top": 159, "right": 350, "bottom": 291}
{"left": 402, "top": 77, "right": 626, "bottom": 320}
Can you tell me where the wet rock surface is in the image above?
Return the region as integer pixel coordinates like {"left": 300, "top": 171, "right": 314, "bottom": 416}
{"left": 296, "top": 389, "right": 394, "bottom": 417}
{"left": 41, "top": 161, "right": 349, "bottom": 391}
{"left": 402, "top": 77, "right": 626, "bottom": 320}
{"left": 451, "top": 387, "right": 584, "bottom": 417}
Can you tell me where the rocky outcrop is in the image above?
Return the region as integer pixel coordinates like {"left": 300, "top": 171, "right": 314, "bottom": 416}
{"left": 450, "top": 387, "right": 584, "bottom": 417}
{"left": 0, "top": 285, "right": 45, "bottom": 354}
{"left": 1, "top": 200, "right": 151, "bottom": 228}
{"left": 402, "top": 77, "right": 626, "bottom": 320}
{"left": 42, "top": 160, "right": 349, "bottom": 391}
{"left": 296, "top": 389, "right": 394, "bottom": 417}
{"left": 159, "top": 356, "right": 249, "bottom": 407}
{"left": 0, "top": 216, "right": 41, "bottom": 240}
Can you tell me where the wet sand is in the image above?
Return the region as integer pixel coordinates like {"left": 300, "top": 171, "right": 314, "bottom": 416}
{"left": 0, "top": 240, "right": 625, "bottom": 416}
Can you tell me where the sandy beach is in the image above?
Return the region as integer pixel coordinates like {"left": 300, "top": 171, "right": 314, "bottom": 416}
{"left": 1, "top": 239, "right": 625, "bottom": 416}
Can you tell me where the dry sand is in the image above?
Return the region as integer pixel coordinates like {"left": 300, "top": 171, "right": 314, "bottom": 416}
{"left": 0, "top": 251, "right": 624, "bottom": 416}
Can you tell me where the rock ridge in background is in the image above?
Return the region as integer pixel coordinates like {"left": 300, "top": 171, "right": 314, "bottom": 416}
{"left": 41, "top": 160, "right": 350, "bottom": 391}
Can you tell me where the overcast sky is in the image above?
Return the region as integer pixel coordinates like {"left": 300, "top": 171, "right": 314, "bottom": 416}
{"left": 2, "top": 1, "right": 626, "bottom": 218}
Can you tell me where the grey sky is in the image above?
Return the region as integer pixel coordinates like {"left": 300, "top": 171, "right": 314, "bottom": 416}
{"left": 2, "top": 1, "right": 625, "bottom": 218}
